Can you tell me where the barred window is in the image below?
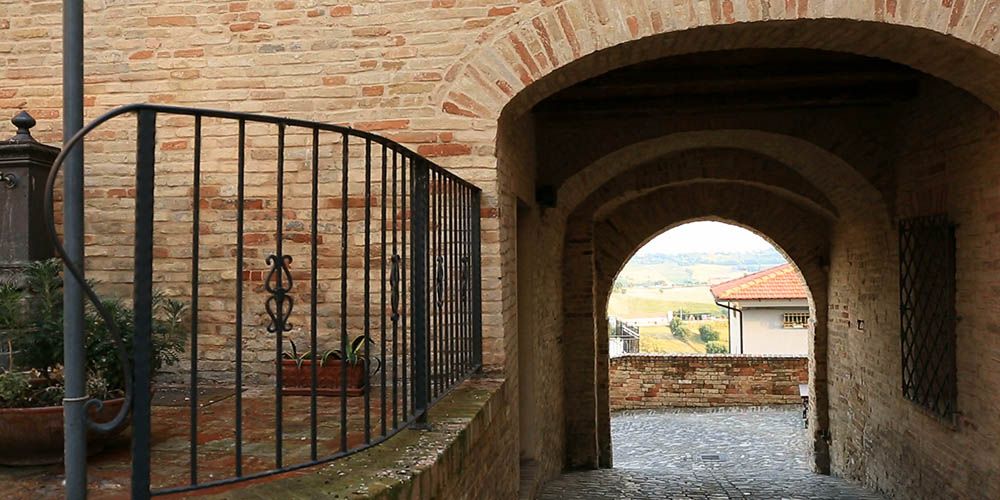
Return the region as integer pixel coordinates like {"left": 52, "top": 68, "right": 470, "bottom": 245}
{"left": 782, "top": 312, "right": 809, "bottom": 329}
{"left": 899, "top": 214, "right": 957, "bottom": 420}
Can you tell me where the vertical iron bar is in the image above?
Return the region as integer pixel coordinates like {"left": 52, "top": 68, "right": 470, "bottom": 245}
{"left": 62, "top": 0, "right": 87, "bottom": 497}
{"left": 471, "top": 190, "right": 483, "bottom": 369}
{"left": 274, "top": 123, "right": 285, "bottom": 469}
{"left": 310, "top": 128, "right": 319, "bottom": 461}
{"left": 234, "top": 119, "right": 245, "bottom": 477}
{"left": 465, "top": 187, "right": 472, "bottom": 374}
{"left": 364, "top": 138, "right": 372, "bottom": 443}
{"left": 458, "top": 186, "right": 465, "bottom": 376}
{"left": 466, "top": 187, "right": 473, "bottom": 374}
{"left": 430, "top": 169, "right": 437, "bottom": 399}
{"left": 411, "top": 158, "right": 429, "bottom": 425}
{"left": 401, "top": 154, "right": 408, "bottom": 419}
{"left": 436, "top": 171, "right": 443, "bottom": 395}
{"left": 131, "top": 109, "right": 157, "bottom": 499}
{"left": 461, "top": 187, "right": 469, "bottom": 375}
{"left": 433, "top": 169, "right": 439, "bottom": 394}
{"left": 391, "top": 150, "right": 399, "bottom": 428}
{"left": 445, "top": 179, "right": 452, "bottom": 388}
{"left": 450, "top": 180, "right": 457, "bottom": 385}
{"left": 442, "top": 177, "right": 449, "bottom": 389}
{"left": 189, "top": 114, "right": 202, "bottom": 486}
{"left": 380, "top": 144, "right": 388, "bottom": 437}
{"left": 340, "top": 133, "right": 349, "bottom": 451}
{"left": 453, "top": 181, "right": 460, "bottom": 385}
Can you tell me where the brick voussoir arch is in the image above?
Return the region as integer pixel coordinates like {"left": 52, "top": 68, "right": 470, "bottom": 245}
{"left": 558, "top": 130, "right": 883, "bottom": 224}
{"left": 559, "top": 150, "right": 837, "bottom": 470}
{"left": 440, "top": 2, "right": 1000, "bottom": 123}
{"left": 581, "top": 150, "right": 839, "bottom": 222}
{"left": 590, "top": 182, "right": 832, "bottom": 470}
{"left": 595, "top": 186, "right": 830, "bottom": 309}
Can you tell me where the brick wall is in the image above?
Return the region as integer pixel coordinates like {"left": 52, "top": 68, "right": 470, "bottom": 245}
{"left": 609, "top": 354, "right": 808, "bottom": 411}
{"left": 6, "top": 2, "right": 1000, "bottom": 499}
{"left": 197, "top": 377, "right": 518, "bottom": 500}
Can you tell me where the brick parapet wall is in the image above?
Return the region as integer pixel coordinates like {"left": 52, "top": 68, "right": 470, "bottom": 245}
{"left": 201, "top": 377, "right": 517, "bottom": 500}
{"left": 609, "top": 354, "right": 808, "bottom": 411}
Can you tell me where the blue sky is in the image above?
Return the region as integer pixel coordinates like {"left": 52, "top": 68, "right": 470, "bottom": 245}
{"left": 634, "top": 221, "right": 776, "bottom": 255}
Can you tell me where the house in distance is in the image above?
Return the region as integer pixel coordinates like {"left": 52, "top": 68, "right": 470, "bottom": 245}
{"left": 711, "top": 264, "right": 810, "bottom": 355}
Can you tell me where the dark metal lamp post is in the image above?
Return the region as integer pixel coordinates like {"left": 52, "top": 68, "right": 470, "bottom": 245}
{"left": 62, "top": 0, "right": 87, "bottom": 498}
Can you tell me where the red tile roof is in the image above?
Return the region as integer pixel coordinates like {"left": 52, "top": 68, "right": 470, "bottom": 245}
{"left": 710, "top": 263, "right": 808, "bottom": 301}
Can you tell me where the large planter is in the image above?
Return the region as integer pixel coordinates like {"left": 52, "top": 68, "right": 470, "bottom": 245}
{"left": 0, "top": 397, "right": 127, "bottom": 466}
{"left": 281, "top": 359, "right": 369, "bottom": 397}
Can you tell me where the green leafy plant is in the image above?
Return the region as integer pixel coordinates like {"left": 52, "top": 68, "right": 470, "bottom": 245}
{"left": 705, "top": 341, "right": 728, "bottom": 354}
{"left": 283, "top": 336, "right": 381, "bottom": 374}
{"left": 698, "top": 325, "right": 720, "bottom": 342}
{"left": 669, "top": 317, "right": 688, "bottom": 339}
{"left": 0, "top": 259, "right": 187, "bottom": 408}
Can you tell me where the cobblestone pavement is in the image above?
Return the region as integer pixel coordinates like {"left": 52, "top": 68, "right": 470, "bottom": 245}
{"left": 538, "top": 406, "right": 883, "bottom": 500}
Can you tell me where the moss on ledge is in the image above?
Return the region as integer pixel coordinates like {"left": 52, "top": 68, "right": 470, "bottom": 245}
{"left": 186, "top": 377, "right": 506, "bottom": 499}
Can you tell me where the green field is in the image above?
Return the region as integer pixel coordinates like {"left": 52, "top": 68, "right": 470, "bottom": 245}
{"left": 607, "top": 286, "right": 722, "bottom": 318}
{"left": 608, "top": 286, "right": 730, "bottom": 354}
{"left": 639, "top": 320, "right": 731, "bottom": 354}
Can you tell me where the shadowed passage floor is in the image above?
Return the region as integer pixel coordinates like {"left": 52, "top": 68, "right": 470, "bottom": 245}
{"left": 538, "top": 407, "right": 883, "bottom": 500}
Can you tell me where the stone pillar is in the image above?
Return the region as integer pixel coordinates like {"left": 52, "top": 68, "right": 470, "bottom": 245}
{"left": 0, "top": 111, "right": 60, "bottom": 285}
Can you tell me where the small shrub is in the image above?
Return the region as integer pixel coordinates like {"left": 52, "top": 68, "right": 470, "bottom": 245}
{"left": 698, "top": 324, "right": 720, "bottom": 342}
{"left": 705, "top": 342, "right": 728, "bottom": 354}
{"left": 669, "top": 317, "right": 688, "bottom": 339}
{"left": 1, "top": 259, "right": 187, "bottom": 408}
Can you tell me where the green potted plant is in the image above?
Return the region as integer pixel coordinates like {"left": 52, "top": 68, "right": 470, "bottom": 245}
{"left": 0, "top": 259, "right": 186, "bottom": 466}
{"left": 281, "top": 336, "right": 381, "bottom": 397}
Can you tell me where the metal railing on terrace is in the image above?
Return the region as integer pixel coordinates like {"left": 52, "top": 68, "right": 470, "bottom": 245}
{"left": 609, "top": 318, "right": 640, "bottom": 355}
{"left": 44, "top": 104, "right": 483, "bottom": 498}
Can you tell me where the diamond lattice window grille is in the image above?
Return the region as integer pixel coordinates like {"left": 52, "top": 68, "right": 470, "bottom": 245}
{"left": 898, "top": 214, "right": 957, "bottom": 420}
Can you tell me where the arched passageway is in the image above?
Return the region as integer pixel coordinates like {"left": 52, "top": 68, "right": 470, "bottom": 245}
{"left": 489, "top": 14, "right": 1000, "bottom": 500}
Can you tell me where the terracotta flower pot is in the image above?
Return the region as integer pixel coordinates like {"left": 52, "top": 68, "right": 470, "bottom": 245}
{"left": 281, "top": 359, "right": 368, "bottom": 397}
{"left": 0, "top": 397, "right": 127, "bottom": 466}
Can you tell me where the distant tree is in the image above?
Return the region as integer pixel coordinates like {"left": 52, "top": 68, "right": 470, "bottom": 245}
{"left": 705, "top": 342, "right": 728, "bottom": 354}
{"left": 698, "top": 325, "right": 720, "bottom": 342}
{"left": 669, "top": 317, "right": 687, "bottom": 339}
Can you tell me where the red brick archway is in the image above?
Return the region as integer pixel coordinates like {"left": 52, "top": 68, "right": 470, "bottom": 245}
{"left": 558, "top": 150, "right": 832, "bottom": 470}
{"left": 479, "top": 7, "right": 1000, "bottom": 499}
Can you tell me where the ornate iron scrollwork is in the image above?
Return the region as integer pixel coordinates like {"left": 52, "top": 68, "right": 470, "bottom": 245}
{"left": 389, "top": 253, "right": 400, "bottom": 322}
{"left": 459, "top": 256, "right": 469, "bottom": 305}
{"left": 264, "top": 254, "right": 294, "bottom": 333}
{"left": 434, "top": 255, "right": 445, "bottom": 310}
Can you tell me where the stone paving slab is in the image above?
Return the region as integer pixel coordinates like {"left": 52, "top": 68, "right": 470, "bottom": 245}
{"left": 538, "top": 406, "right": 883, "bottom": 500}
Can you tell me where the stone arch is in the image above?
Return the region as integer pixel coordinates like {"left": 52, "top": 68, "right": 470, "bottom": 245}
{"left": 591, "top": 183, "right": 832, "bottom": 464}
{"left": 475, "top": 4, "right": 1000, "bottom": 496}
{"left": 441, "top": 8, "right": 1000, "bottom": 122}
{"left": 558, "top": 148, "right": 834, "bottom": 470}
{"left": 557, "top": 130, "right": 875, "bottom": 219}
{"left": 605, "top": 218, "right": 816, "bottom": 302}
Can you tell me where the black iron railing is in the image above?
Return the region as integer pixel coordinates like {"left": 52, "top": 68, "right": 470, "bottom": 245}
{"left": 610, "top": 318, "right": 640, "bottom": 354}
{"left": 44, "top": 104, "right": 482, "bottom": 498}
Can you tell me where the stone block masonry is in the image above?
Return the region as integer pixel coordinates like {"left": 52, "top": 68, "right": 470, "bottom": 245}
{"left": 609, "top": 354, "right": 807, "bottom": 411}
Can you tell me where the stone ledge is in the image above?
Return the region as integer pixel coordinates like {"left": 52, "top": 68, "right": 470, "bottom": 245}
{"left": 189, "top": 376, "right": 510, "bottom": 499}
{"left": 612, "top": 353, "right": 808, "bottom": 360}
